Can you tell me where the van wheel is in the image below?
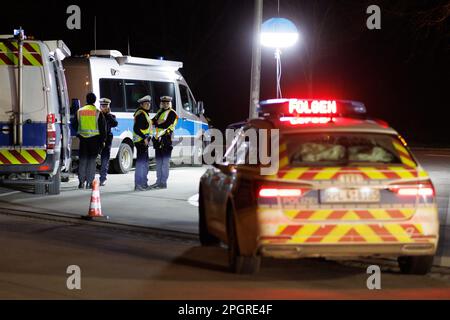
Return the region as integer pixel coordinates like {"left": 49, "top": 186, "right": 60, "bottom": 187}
{"left": 113, "top": 143, "right": 133, "bottom": 174}
{"left": 199, "top": 191, "right": 220, "bottom": 246}
{"left": 47, "top": 167, "right": 61, "bottom": 195}
{"left": 34, "top": 175, "right": 46, "bottom": 195}
{"left": 398, "top": 255, "right": 434, "bottom": 275}
{"left": 227, "top": 208, "right": 261, "bottom": 274}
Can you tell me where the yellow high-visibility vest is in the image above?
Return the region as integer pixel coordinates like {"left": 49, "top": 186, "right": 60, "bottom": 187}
{"left": 133, "top": 108, "right": 152, "bottom": 143}
{"left": 154, "top": 108, "right": 178, "bottom": 138}
{"left": 77, "top": 105, "right": 100, "bottom": 138}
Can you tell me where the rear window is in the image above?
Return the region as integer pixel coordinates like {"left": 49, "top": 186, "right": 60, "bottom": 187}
{"left": 285, "top": 133, "right": 412, "bottom": 166}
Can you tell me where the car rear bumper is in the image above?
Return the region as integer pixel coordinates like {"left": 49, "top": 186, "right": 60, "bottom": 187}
{"left": 258, "top": 241, "right": 438, "bottom": 259}
{"left": 256, "top": 206, "right": 440, "bottom": 259}
{"left": 0, "top": 152, "right": 58, "bottom": 177}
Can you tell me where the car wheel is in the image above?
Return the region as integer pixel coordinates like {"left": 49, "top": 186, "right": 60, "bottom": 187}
{"left": 398, "top": 255, "right": 434, "bottom": 275}
{"left": 199, "top": 190, "right": 220, "bottom": 246}
{"left": 227, "top": 207, "right": 261, "bottom": 274}
{"left": 34, "top": 175, "right": 46, "bottom": 195}
{"left": 112, "top": 143, "right": 133, "bottom": 174}
{"left": 47, "top": 166, "right": 61, "bottom": 195}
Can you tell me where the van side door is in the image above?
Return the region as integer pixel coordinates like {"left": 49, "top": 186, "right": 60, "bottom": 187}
{"left": 53, "top": 58, "right": 71, "bottom": 171}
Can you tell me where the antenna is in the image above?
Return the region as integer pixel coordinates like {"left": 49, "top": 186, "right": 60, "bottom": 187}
{"left": 94, "top": 16, "right": 97, "bottom": 51}
{"left": 127, "top": 36, "right": 130, "bottom": 56}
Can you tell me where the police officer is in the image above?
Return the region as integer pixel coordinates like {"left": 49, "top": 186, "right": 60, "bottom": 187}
{"left": 149, "top": 96, "right": 178, "bottom": 189}
{"left": 75, "top": 93, "right": 106, "bottom": 189}
{"left": 133, "top": 95, "right": 152, "bottom": 191}
{"left": 99, "top": 98, "right": 118, "bottom": 186}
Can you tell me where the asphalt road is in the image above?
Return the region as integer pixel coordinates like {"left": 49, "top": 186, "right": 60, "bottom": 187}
{"left": 0, "top": 149, "right": 449, "bottom": 266}
{"left": 0, "top": 213, "right": 449, "bottom": 300}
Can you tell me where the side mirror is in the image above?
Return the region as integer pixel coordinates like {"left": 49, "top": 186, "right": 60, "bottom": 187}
{"left": 197, "top": 101, "right": 205, "bottom": 116}
{"left": 213, "top": 162, "right": 236, "bottom": 174}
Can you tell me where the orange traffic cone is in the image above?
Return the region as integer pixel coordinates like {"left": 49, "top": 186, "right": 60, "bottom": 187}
{"left": 82, "top": 178, "right": 109, "bottom": 220}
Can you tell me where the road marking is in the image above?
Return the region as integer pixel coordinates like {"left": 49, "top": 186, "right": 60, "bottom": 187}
{"left": 0, "top": 191, "right": 20, "bottom": 197}
{"left": 188, "top": 193, "right": 199, "bottom": 207}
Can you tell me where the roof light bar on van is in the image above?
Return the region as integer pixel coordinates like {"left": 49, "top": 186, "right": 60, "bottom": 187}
{"left": 115, "top": 56, "right": 183, "bottom": 70}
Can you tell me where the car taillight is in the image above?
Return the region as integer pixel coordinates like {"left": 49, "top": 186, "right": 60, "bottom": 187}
{"left": 389, "top": 181, "right": 435, "bottom": 197}
{"left": 258, "top": 188, "right": 303, "bottom": 198}
{"left": 47, "top": 113, "right": 56, "bottom": 151}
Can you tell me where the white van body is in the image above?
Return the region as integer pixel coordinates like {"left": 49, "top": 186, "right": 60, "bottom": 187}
{"left": 0, "top": 34, "right": 71, "bottom": 195}
{"left": 64, "top": 50, "right": 208, "bottom": 173}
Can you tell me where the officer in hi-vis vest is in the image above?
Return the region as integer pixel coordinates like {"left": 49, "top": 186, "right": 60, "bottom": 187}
{"left": 75, "top": 93, "right": 106, "bottom": 189}
{"left": 149, "top": 96, "right": 178, "bottom": 189}
{"left": 133, "top": 95, "right": 152, "bottom": 191}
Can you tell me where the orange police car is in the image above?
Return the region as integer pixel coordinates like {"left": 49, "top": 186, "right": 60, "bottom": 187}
{"left": 198, "top": 99, "right": 439, "bottom": 275}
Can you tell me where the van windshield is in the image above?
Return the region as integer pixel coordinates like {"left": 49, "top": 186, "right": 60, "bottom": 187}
{"left": 285, "top": 133, "right": 412, "bottom": 167}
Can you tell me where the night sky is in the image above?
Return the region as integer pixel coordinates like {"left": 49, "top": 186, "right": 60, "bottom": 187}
{"left": 1, "top": 0, "right": 449, "bottom": 145}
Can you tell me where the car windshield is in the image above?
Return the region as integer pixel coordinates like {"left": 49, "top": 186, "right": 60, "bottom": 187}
{"left": 286, "top": 133, "right": 409, "bottom": 166}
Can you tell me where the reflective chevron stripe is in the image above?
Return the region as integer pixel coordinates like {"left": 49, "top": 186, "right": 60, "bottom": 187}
{"left": 267, "top": 209, "right": 416, "bottom": 221}
{"left": 0, "top": 149, "right": 46, "bottom": 165}
{"left": 260, "top": 223, "right": 431, "bottom": 244}
{"left": 0, "top": 41, "right": 43, "bottom": 66}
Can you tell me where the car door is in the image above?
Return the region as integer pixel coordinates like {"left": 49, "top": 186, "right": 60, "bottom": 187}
{"left": 207, "top": 128, "right": 246, "bottom": 235}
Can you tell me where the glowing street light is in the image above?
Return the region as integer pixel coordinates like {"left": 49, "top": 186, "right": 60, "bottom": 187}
{"left": 261, "top": 17, "right": 299, "bottom": 99}
{"left": 261, "top": 18, "right": 299, "bottom": 48}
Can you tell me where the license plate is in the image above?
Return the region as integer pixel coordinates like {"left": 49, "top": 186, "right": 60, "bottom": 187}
{"left": 320, "top": 188, "right": 380, "bottom": 203}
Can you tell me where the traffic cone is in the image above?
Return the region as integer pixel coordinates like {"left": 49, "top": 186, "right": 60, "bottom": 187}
{"left": 82, "top": 178, "right": 109, "bottom": 220}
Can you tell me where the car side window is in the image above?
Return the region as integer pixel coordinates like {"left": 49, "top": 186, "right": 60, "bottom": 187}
{"left": 99, "top": 79, "right": 126, "bottom": 112}
{"left": 179, "top": 84, "right": 194, "bottom": 113}
{"left": 223, "top": 128, "right": 243, "bottom": 164}
{"left": 124, "top": 80, "right": 151, "bottom": 112}
{"left": 151, "top": 81, "right": 177, "bottom": 113}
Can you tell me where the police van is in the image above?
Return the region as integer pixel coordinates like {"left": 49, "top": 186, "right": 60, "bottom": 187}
{"left": 64, "top": 50, "right": 209, "bottom": 174}
{"left": 0, "top": 29, "right": 72, "bottom": 195}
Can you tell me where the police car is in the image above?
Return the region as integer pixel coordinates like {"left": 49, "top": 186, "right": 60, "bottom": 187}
{"left": 199, "top": 99, "right": 439, "bottom": 275}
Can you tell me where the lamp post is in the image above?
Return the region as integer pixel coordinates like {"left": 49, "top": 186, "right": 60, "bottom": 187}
{"left": 261, "top": 17, "right": 299, "bottom": 99}
{"left": 249, "top": 0, "right": 263, "bottom": 119}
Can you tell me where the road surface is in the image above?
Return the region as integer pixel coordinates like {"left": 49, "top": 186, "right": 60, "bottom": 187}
{"left": 0, "top": 213, "right": 449, "bottom": 299}
{"left": 0, "top": 148, "right": 449, "bottom": 267}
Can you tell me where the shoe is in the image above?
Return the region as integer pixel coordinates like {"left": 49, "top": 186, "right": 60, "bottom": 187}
{"left": 134, "top": 185, "right": 149, "bottom": 192}
{"left": 100, "top": 180, "right": 106, "bottom": 186}
{"left": 153, "top": 184, "right": 167, "bottom": 189}
{"left": 78, "top": 182, "right": 85, "bottom": 189}
{"left": 148, "top": 183, "right": 159, "bottom": 189}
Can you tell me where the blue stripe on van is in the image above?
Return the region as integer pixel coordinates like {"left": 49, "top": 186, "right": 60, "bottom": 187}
{"left": 0, "top": 122, "right": 47, "bottom": 147}
{"left": 108, "top": 117, "right": 208, "bottom": 137}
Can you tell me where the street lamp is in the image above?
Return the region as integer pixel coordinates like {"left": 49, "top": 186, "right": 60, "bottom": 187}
{"left": 261, "top": 18, "right": 299, "bottom": 99}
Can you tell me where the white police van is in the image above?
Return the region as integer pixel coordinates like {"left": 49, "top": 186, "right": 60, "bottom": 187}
{"left": 0, "top": 29, "right": 72, "bottom": 195}
{"left": 64, "top": 50, "right": 209, "bottom": 174}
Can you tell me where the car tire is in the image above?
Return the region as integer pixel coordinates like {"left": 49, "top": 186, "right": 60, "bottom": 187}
{"left": 112, "top": 143, "right": 133, "bottom": 174}
{"left": 34, "top": 175, "right": 46, "bottom": 195}
{"left": 227, "top": 208, "right": 261, "bottom": 274}
{"left": 47, "top": 166, "right": 61, "bottom": 195}
{"left": 199, "top": 190, "right": 221, "bottom": 246}
{"left": 398, "top": 255, "right": 434, "bottom": 275}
